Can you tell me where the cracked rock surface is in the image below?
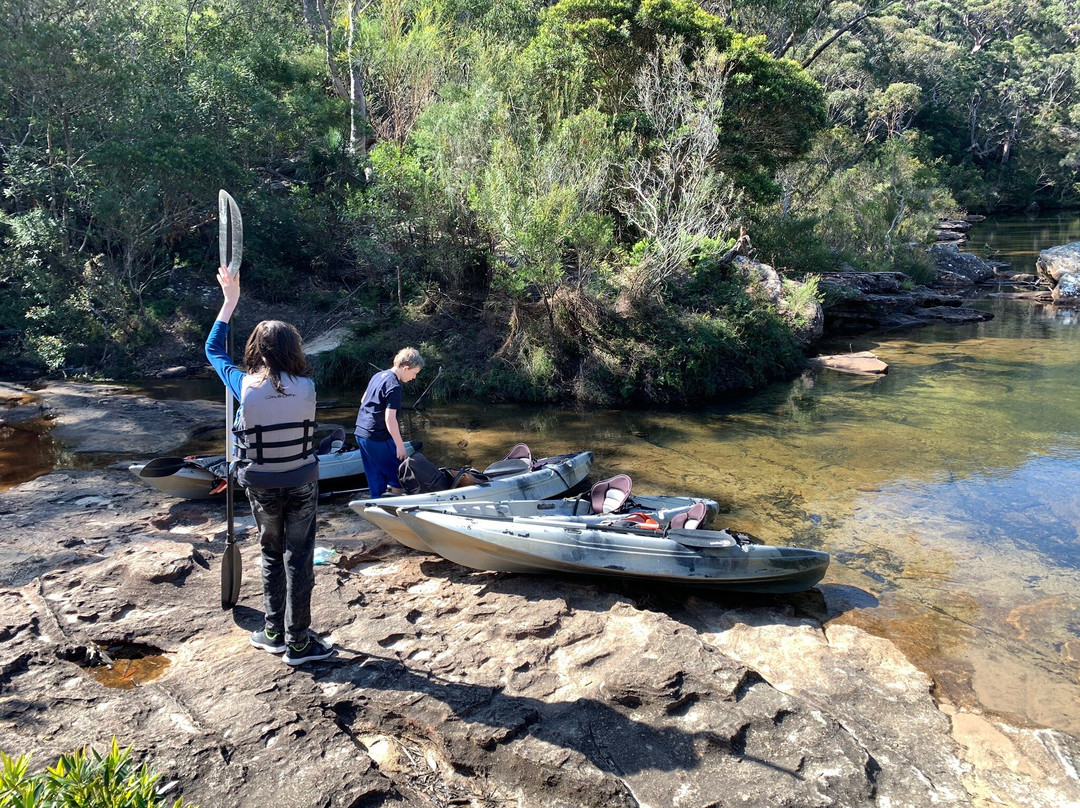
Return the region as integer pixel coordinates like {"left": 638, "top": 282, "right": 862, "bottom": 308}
{"left": 1, "top": 383, "right": 1078, "bottom": 807}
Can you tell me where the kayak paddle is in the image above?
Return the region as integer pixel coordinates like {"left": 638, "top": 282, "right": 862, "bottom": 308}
{"left": 219, "top": 189, "right": 243, "bottom": 610}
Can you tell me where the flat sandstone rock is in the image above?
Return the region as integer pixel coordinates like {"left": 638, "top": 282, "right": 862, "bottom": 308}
{"left": 1, "top": 380, "right": 1078, "bottom": 808}
{"left": 810, "top": 351, "right": 889, "bottom": 375}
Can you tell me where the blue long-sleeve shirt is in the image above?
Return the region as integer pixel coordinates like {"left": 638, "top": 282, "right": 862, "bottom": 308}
{"left": 205, "top": 319, "right": 244, "bottom": 406}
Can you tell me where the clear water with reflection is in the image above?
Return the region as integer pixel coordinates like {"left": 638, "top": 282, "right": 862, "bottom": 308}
{"left": 2, "top": 215, "right": 1078, "bottom": 737}
{"left": 326, "top": 291, "right": 1078, "bottom": 737}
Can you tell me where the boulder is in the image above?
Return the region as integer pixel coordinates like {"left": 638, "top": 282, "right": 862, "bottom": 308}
{"left": 1035, "top": 242, "right": 1080, "bottom": 286}
{"left": 736, "top": 257, "right": 825, "bottom": 345}
{"left": 1051, "top": 271, "right": 1080, "bottom": 303}
{"left": 738, "top": 257, "right": 784, "bottom": 304}
{"left": 929, "top": 243, "right": 996, "bottom": 286}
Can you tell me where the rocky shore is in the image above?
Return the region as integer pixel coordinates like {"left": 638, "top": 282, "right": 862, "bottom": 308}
{"left": 1, "top": 383, "right": 1078, "bottom": 807}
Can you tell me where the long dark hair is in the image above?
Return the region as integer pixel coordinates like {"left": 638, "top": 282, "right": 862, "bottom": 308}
{"left": 243, "top": 320, "right": 313, "bottom": 392}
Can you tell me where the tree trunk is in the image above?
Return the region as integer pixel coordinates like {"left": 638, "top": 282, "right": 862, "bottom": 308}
{"left": 315, "top": 0, "right": 347, "bottom": 100}
{"left": 347, "top": 0, "right": 368, "bottom": 159}
{"left": 300, "top": 0, "right": 320, "bottom": 40}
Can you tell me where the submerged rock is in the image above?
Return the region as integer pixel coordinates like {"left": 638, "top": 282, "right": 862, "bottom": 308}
{"left": 809, "top": 351, "right": 889, "bottom": 375}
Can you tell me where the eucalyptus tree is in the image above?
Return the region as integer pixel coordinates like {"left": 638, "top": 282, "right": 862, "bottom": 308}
{"left": 518, "top": 0, "right": 824, "bottom": 302}
{"left": 725, "top": 0, "right": 1080, "bottom": 209}
{"left": 0, "top": 0, "right": 339, "bottom": 371}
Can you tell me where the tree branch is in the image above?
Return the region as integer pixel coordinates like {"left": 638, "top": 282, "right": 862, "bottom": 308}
{"left": 802, "top": 3, "right": 896, "bottom": 69}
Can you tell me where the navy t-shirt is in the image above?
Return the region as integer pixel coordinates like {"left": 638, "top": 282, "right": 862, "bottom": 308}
{"left": 354, "top": 369, "right": 402, "bottom": 441}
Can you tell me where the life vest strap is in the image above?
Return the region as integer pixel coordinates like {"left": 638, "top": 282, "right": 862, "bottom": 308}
{"left": 233, "top": 420, "right": 317, "bottom": 464}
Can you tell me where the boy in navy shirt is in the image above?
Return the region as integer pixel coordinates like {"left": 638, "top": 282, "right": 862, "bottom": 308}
{"left": 354, "top": 347, "right": 424, "bottom": 497}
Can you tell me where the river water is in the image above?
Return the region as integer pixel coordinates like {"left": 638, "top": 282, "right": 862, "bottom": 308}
{"left": 3, "top": 214, "right": 1078, "bottom": 738}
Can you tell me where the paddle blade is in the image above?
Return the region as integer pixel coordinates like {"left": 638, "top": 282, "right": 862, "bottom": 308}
{"left": 221, "top": 542, "right": 242, "bottom": 609}
{"left": 136, "top": 457, "right": 189, "bottom": 478}
{"left": 667, "top": 529, "right": 738, "bottom": 549}
{"left": 217, "top": 190, "right": 243, "bottom": 277}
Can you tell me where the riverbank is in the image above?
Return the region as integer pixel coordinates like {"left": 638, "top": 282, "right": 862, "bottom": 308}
{"left": 1, "top": 381, "right": 1077, "bottom": 807}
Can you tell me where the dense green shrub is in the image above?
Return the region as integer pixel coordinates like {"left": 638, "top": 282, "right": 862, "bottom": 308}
{"left": 0, "top": 740, "right": 196, "bottom": 808}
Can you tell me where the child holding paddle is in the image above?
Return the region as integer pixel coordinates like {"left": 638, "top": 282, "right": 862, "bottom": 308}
{"left": 206, "top": 267, "right": 333, "bottom": 666}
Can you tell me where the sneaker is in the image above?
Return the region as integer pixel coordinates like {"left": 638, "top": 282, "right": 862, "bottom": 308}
{"left": 284, "top": 634, "right": 334, "bottom": 666}
{"left": 250, "top": 628, "right": 286, "bottom": 654}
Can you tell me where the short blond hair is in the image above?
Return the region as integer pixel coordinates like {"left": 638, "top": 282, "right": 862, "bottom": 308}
{"left": 394, "top": 347, "right": 424, "bottom": 369}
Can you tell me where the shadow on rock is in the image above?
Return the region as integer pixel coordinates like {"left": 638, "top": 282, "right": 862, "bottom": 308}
{"left": 313, "top": 651, "right": 796, "bottom": 783}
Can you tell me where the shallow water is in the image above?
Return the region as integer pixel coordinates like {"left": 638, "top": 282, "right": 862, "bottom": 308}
{"left": 3, "top": 215, "right": 1078, "bottom": 737}
{"left": 315, "top": 293, "right": 1079, "bottom": 736}
{"left": 966, "top": 211, "right": 1080, "bottom": 270}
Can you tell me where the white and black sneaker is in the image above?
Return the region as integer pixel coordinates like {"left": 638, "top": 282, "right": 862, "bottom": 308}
{"left": 250, "top": 628, "right": 286, "bottom": 654}
{"left": 284, "top": 634, "right": 334, "bottom": 666}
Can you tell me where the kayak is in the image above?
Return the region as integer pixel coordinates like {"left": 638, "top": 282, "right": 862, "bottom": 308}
{"left": 398, "top": 508, "right": 829, "bottom": 594}
{"left": 352, "top": 450, "right": 595, "bottom": 552}
{"left": 130, "top": 436, "right": 418, "bottom": 500}
{"left": 408, "top": 494, "right": 721, "bottom": 529}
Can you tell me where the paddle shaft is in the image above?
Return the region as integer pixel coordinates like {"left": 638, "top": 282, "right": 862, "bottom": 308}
{"left": 225, "top": 326, "right": 235, "bottom": 539}
{"left": 218, "top": 189, "right": 243, "bottom": 609}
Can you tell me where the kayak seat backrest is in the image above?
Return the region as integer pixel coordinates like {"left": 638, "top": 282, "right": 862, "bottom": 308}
{"left": 505, "top": 443, "right": 532, "bottom": 462}
{"left": 483, "top": 443, "right": 533, "bottom": 476}
{"left": 317, "top": 426, "right": 347, "bottom": 455}
{"left": 669, "top": 501, "right": 707, "bottom": 530}
{"left": 590, "top": 474, "right": 633, "bottom": 514}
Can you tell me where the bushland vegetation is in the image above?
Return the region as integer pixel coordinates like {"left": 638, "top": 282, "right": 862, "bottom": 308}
{"left": 1, "top": 0, "right": 1077, "bottom": 402}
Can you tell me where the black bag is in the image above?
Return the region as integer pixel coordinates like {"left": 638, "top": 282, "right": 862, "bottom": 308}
{"left": 398, "top": 452, "right": 451, "bottom": 494}
{"left": 446, "top": 468, "right": 491, "bottom": 489}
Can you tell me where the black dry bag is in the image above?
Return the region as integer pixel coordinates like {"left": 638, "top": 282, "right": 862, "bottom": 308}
{"left": 398, "top": 452, "right": 451, "bottom": 494}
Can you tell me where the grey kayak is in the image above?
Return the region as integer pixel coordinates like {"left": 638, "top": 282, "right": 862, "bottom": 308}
{"left": 131, "top": 439, "right": 418, "bottom": 500}
{"left": 352, "top": 450, "right": 594, "bottom": 552}
{"left": 398, "top": 508, "right": 830, "bottom": 594}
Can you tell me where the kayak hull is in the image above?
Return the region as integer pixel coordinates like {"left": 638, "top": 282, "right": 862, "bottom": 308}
{"left": 400, "top": 509, "right": 829, "bottom": 594}
{"left": 351, "top": 451, "right": 595, "bottom": 551}
{"left": 131, "top": 442, "right": 416, "bottom": 500}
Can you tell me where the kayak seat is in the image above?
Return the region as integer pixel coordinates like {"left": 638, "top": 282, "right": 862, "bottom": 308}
{"left": 317, "top": 427, "right": 347, "bottom": 455}
{"left": 483, "top": 458, "right": 532, "bottom": 476}
{"left": 590, "top": 474, "right": 633, "bottom": 514}
{"left": 670, "top": 501, "right": 707, "bottom": 530}
{"left": 483, "top": 443, "right": 533, "bottom": 476}
{"left": 505, "top": 443, "right": 532, "bottom": 462}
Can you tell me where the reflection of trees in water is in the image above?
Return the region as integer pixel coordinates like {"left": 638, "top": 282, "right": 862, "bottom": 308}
{"left": 1034, "top": 304, "right": 1080, "bottom": 325}
{"left": 967, "top": 214, "right": 1080, "bottom": 271}
{"left": 781, "top": 371, "right": 822, "bottom": 428}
